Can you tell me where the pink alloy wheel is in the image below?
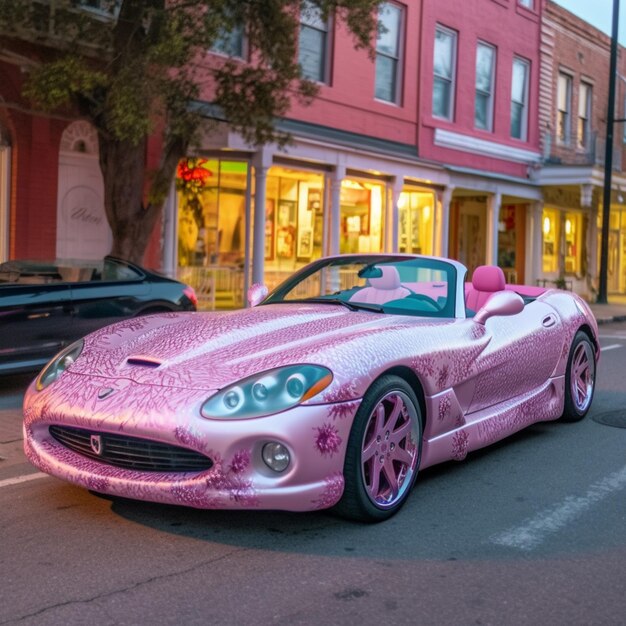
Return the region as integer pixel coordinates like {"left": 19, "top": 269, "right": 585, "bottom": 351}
{"left": 571, "top": 341, "right": 595, "bottom": 413}
{"left": 360, "top": 390, "right": 420, "bottom": 509}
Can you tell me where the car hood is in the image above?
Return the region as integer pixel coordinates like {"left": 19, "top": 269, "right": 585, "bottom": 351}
{"left": 70, "top": 304, "right": 451, "bottom": 391}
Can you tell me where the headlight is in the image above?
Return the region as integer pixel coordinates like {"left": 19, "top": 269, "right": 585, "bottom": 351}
{"left": 201, "top": 364, "right": 333, "bottom": 420}
{"left": 36, "top": 339, "right": 84, "bottom": 391}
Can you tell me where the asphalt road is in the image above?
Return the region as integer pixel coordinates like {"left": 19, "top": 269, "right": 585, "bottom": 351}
{"left": 1, "top": 324, "right": 626, "bottom": 625}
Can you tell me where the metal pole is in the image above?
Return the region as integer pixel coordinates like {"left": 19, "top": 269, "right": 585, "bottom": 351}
{"left": 598, "top": 0, "right": 620, "bottom": 304}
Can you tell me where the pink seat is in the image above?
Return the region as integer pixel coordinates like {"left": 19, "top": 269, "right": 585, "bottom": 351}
{"left": 465, "top": 265, "right": 506, "bottom": 312}
{"left": 349, "top": 266, "right": 411, "bottom": 305}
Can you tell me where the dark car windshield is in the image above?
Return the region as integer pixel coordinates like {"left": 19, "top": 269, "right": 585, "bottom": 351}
{"left": 263, "top": 255, "right": 457, "bottom": 318}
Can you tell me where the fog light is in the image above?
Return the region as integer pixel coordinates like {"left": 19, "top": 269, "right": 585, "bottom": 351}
{"left": 262, "top": 442, "right": 290, "bottom": 472}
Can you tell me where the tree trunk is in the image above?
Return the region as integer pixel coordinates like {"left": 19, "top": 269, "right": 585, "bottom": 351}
{"left": 99, "top": 135, "right": 162, "bottom": 266}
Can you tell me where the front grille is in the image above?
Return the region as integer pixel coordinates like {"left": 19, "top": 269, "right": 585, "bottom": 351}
{"left": 49, "top": 425, "right": 213, "bottom": 472}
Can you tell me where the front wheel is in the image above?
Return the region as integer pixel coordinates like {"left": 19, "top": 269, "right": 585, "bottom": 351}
{"left": 335, "top": 376, "right": 422, "bottom": 522}
{"left": 561, "top": 331, "right": 596, "bottom": 422}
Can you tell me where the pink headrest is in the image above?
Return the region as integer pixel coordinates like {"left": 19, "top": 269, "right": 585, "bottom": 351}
{"left": 369, "top": 266, "right": 401, "bottom": 290}
{"left": 472, "top": 265, "right": 505, "bottom": 292}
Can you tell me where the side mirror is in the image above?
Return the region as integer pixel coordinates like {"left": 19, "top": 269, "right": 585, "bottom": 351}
{"left": 473, "top": 290, "right": 524, "bottom": 325}
{"left": 247, "top": 283, "right": 269, "bottom": 307}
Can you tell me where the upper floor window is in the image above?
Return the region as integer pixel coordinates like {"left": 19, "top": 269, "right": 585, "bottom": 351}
{"left": 510, "top": 57, "right": 529, "bottom": 140}
{"left": 212, "top": 22, "right": 245, "bottom": 58}
{"left": 475, "top": 42, "right": 496, "bottom": 131}
{"left": 433, "top": 25, "right": 457, "bottom": 120}
{"left": 557, "top": 72, "right": 572, "bottom": 144}
{"left": 299, "top": 1, "right": 331, "bottom": 83}
{"left": 518, "top": 0, "right": 533, "bottom": 8}
{"left": 375, "top": 2, "right": 404, "bottom": 104}
{"left": 577, "top": 82, "right": 592, "bottom": 150}
{"left": 78, "top": 0, "right": 120, "bottom": 16}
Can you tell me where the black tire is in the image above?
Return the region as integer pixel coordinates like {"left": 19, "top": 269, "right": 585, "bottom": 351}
{"left": 561, "top": 330, "right": 596, "bottom": 422}
{"left": 334, "top": 375, "right": 422, "bottom": 522}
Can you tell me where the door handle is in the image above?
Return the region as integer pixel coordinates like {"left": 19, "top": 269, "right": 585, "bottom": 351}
{"left": 542, "top": 314, "right": 557, "bottom": 328}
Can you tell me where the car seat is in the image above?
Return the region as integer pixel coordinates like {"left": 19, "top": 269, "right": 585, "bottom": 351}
{"left": 465, "top": 265, "right": 506, "bottom": 313}
{"left": 349, "top": 266, "right": 411, "bottom": 305}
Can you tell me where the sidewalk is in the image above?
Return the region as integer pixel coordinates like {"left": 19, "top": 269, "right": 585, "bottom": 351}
{"left": 587, "top": 295, "right": 626, "bottom": 325}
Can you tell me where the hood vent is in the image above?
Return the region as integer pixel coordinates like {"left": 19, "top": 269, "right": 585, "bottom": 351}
{"left": 126, "top": 355, "right": 163, "bottom": 368}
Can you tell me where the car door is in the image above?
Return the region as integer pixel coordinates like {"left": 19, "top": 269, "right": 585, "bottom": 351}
{"left": 68, "top": 260, "right": 151, "bottom": 337}
{"left": 467, "top": 299, "right": 563, "bottom": 415}
{"left": 0, "top": 282, "right": 73, "bottom": 374}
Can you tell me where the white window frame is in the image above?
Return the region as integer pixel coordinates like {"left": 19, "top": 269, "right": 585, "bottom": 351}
{"left": 475, "top": 41, "right": 496, "bottom": 132}
{"left": 375, "top": 2, "right": 404, "bottom": 105}
{"left": 557, "top": 71, "right": 572, "bottom": 145}
{"left": 510, "top": 56, "right": 529, "bottom": 141}
{"left": 298, "top": 1, "right": 332, "bottom": 84}
{"left": 577, "top": 81, "right": 592, "bottom": 151}
{"left": 432, "top": 24, "right": 457, "bottom": 121}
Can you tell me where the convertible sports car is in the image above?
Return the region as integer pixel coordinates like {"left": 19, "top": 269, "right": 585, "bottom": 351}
{"left": 23, "top": 254, "right": 598, "bottom": 522}
{"left": 0, "top": 256, "right": 197, "bottom": 375}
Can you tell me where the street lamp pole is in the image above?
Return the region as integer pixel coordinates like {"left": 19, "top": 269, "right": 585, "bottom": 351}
{"left": 598, "top": 0, "right": 620, "bottom": 304}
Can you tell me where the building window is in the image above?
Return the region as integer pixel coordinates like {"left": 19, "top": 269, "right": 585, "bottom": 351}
{"left": 79, "top": 0, "right": 120, "bottom": 14}
{"left": 398, "top": 190, "right": 434, "bottom": 256}
{"left": 518, "top": 0, "right": 533, "bottom": 8}
{"left": 557, "top": 72, "right": 572, "bottom": 144}
{"left": 511, "top": 57, "right": 529, "bottom": 140}
{"left": 375, "top": 2, "right": 404, "bottom": 104}
{"left": 340, "top": 179, "right": 384, "bottom": 254}
{"left": 564, "top": 212, "right": 582, "bottom": 275}
{"left": 475, "top": 42, "right": 496, "bottom": 131}
{"left": 433, "top": 25, "right": 457, "bottom": 120}
{"left": 542, "top": 208, "right": 559, "bottom": 274}
{"left": 299, "top": 1, "right": 331, "bottom": 83}
{"left": 212, "top": 23, "right": 245, "bottom": 58}
{"left": 577, "top": 82, "right": 592, "bottom": 150}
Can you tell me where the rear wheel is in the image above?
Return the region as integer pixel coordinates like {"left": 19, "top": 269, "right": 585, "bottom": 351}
{"left": 561, "top": 331, "right": 596, "bottom": 422}
{"left": 335, "top": 375, "right": 422, "bottom": 522}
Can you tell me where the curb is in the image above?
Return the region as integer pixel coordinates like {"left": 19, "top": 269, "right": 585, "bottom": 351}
{"left": 595, "top": 314, "right": 626, "bottom": 325}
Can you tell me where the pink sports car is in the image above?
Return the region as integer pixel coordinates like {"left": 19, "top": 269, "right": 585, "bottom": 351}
{"left": 23, "top": 254, "right": 599, "bottom": 522}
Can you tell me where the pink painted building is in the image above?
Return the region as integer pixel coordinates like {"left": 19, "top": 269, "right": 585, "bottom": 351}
{"left": 170, "top": 0, "right": 545, "bottom": 301}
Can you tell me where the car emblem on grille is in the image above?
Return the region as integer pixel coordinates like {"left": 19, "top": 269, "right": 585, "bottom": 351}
{"left": 90, "top": 434, "right": 103, "bottom": 456}
{"left": 97, "top": 387, "right": 114, "bottom": 399}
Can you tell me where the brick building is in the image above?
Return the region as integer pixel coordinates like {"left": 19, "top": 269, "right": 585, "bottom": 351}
{"left": 1, "top": 0, "right": 624, "bottom": 304}
{"left": 533, "top": 0, "right": 626, "bottom": 298}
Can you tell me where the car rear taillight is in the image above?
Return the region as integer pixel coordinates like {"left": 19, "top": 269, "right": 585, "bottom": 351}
{"left": 183, "top": 285, "right": 198, "bottom": 309}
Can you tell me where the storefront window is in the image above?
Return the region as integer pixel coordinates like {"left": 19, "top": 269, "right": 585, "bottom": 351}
{"left": 564, "top": 211, "right": 582, "bottom": 275}
{"left": 398, "top": 190, "right": 434, "bottom": 255}
{"left": 176, "top": 158, "right": 248, "bottom": 268}
{"left": 265, "top": 166, "right": 325, "bottom": 277}
{"left": 340, "top": 179, "right": 384, "bottom": 254}
{"left": 542, "top": 208, "right": 559, "bottom": 273}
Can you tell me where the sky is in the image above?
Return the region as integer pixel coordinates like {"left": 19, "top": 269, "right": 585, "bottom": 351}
{"left": 553, "top": 0, "right": 626, "bottom": 44}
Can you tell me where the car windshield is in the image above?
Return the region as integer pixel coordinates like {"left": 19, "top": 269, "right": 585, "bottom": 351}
{"left": 264, "top": 255, "right": 457, "bottom": 318}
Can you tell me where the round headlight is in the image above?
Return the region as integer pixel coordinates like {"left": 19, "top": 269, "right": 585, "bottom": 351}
{"left": 36, "top": 339, "right": 84, "bottom": 391}
{"left": 262, "top": 442, "right": 291, "bottom": 472}
{"left": 223, "top": 388, "right": 243, "bottom": 410}
{"left": 286, "top": 373, "right": 306, "bottom": 399}
{"left": 252, "top": 382, "right": 269, "bottom": 401}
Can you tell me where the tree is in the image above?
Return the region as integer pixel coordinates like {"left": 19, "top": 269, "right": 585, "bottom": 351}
{"left": 0, "top": 0, "right": 381, "bottom": 264}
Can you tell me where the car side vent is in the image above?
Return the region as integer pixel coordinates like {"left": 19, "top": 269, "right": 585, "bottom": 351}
{"left": 126, "top": 355, "right": 162, "bottom": 368}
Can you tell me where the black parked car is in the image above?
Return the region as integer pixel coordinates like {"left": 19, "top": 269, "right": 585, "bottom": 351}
{"left": 0, "top": 256, "right": 197, "bottom": 375}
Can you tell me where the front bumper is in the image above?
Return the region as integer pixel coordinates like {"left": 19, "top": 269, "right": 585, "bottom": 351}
{"left": 23, "top": 372, "right": 361, "bottom": 512}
